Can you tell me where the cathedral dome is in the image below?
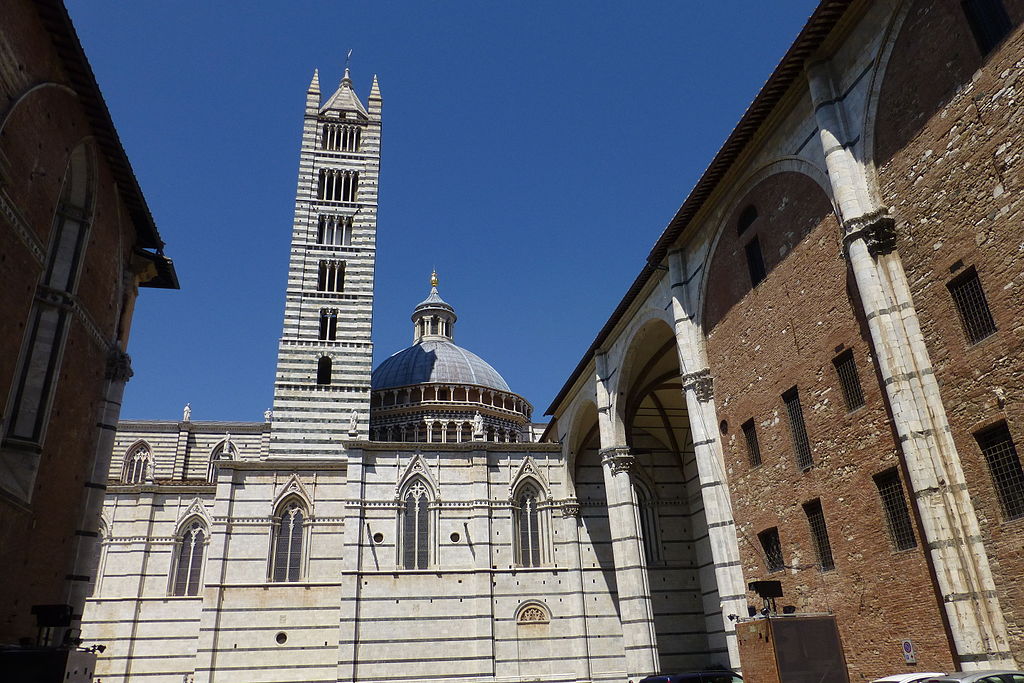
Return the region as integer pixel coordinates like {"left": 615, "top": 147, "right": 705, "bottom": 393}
{"left": 371, "top": 339, "right": 510, "bottom": 392}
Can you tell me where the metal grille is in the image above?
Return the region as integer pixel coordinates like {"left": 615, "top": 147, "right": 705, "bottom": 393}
{"left": 742, "top": 418, "right": 762, "bottom": 467}
{"left": 948, "top": 268, "right": 996, "bottom": 344}
{"left": 832, "top": 350, "right": 865, "bottom": 411}
{"left": 976, "top": 422, "right": 1024, "bottom": 520}
{"left": 783, "top": 387, "right": 813, "bottom": 470}
{"left": 874, "top": 469, "right": 917, "bottom": 550}
{"left": 758, "top": 527, "right": 784, "bottom": 572}
{"left": 803, "top": 500, "right": 835, "bottom": 571}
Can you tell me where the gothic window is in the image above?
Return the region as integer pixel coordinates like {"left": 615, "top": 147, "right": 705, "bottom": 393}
{"left": 272, "top": 501, "right": 306, "bottom": 582}
{"left": 317, "top": 169, "right": 358, "bottom": 202}
{"left": 122, "top": 444, "right": 152, "bottom": 484}
{"left": 402, "top": 480, "right": 430, "bottom": 569}
{"left": 319, "top": 308, "right": 338, "bottom": 341}
{"left": 4, "top": 145, "right": 94, "bottom": 453}
{"left": 321, "top": 123, "right": 361, "bottom": 152}
{"left": 515, "top": 483, "right": 542, "bottom": 568}
{"left": 172, "top": 520, "right": 206, "bottom": 596}
{"left": 316, "top": 356, "right": 332, "bottom": 385}
{"left": 317, "top": 214, "right": 352, "bottom": 246}
{"left": 961, "top": 0, "right": 1012, "bottom": 55}
{"left": 317, "top": 260, "right": 345, "bottom": 293}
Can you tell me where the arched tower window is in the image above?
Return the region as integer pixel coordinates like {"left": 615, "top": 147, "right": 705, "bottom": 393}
{"left": 172, "top": 519, "right": 207, "bottom": 596}
{"left": 122, "top": 444, "right": 151, "bottom": 484}
{"left": 272, "top": 501, "right": 306, "bottom": 582}
{"left": 317, "top": 356, "right": 332, "bottom": 385}
{"left": 515, "top": 483, "right": 542, "bottom": 568}
{"left": 402, "top": 480, "right": 431, "bottom": 569}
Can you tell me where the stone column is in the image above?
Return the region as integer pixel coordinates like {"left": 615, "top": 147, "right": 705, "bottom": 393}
{"left": 667, "top": 249, "right": 747, "bottom": 670}
{"left": 807, "top": 59, "right": 1014, "bottom": 669}
{"left": 594, "top": 353, "right": 659, "bottom": 679}
{"left": 63, "top": 348, "right": 132, "bottom": 638}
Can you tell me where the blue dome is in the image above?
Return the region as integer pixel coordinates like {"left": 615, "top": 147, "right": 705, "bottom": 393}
{"left": 371, "top": 339, "right": 510, "bottom": 392}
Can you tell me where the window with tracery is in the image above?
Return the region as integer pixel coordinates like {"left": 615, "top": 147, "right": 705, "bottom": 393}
{"left": 402, "top": 481, "right": 430, "bottom": 569}
{"left": 517, "top": 605, "right": 549, "bottom": 623}
{"left": 516, "top": 484, "right": 542, "bottom": 568}
{"left": 122, "top": 445, "right": 151, "bottom": 484}
{"left": 172, "top": 520, "right": 206, "bottom": 596}
{"left": 272, "top": 502, "right": 306, "bottom": 582}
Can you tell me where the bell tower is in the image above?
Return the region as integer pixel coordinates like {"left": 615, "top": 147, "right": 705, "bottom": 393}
{"left": 270, "top": 67, "right": 382, "bottom": 456}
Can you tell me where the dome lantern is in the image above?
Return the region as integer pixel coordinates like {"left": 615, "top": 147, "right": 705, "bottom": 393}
{"left": 412, "top": 271, "right": 457, "bottom": 343}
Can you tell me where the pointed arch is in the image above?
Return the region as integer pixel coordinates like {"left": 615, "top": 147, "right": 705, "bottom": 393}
{"left": 171, "top": 515, "right": 207, "bottom": 596}
{"left": 272, "top": 473, "right": 313, "bottom": 514}
{"left": 514, "top": 478, "right": 546, "bottom": 568}
{"left": 395, "top": 453, "right": 439, "bottom": 500}
{"left": 510, "top": 456, "right": 549, "bottom": 500}
{"left": 399, "top": 475, "right": 433, "bottom": 570}
{"left": 121, "top": 440, "right": 153, "bottom": 484}
{"left": 207, "top": 438, "right": 236, "bottom": 481}
{"left": 271, "top": 496, "right": 307, "bottom": 582}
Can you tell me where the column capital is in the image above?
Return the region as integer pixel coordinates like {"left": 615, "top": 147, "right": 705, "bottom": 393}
{"left": 843, "top": 207, "right": 896, "bottom": 257}
{"left": 682, "top": 368, "right": 714, "bottom": 402}
{"left": 560, "top": 498, "right": 581, "bottom": 518}
{"left": 104, "top": 348, "right": 133, "bottom": 383}
{"left": 599, "top": 446, "right": 634, "bottom": 475}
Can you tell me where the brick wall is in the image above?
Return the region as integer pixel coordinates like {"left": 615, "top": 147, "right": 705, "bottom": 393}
{"left": 875, "top": 0, "right": 1024, "bottom": 665}
{"left": 704, "top": 172, "right": 955, "bottom": 679}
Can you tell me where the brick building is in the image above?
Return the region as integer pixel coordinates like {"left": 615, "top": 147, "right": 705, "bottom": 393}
{"left": 0, "top": 0, "right": 176, "bottom": 661}
{"left": 546, "top": 0, "right": 1024, "bottom": 679}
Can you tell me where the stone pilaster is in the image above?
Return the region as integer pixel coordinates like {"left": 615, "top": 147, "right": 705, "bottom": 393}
{"left": 807, "top": 58, "right": 1014, "bottom": 669}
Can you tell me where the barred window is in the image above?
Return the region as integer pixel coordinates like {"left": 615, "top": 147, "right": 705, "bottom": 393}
{"left": 874, "top": 469, "right": 917, "bottom": 551}
{"left": 961, "top": 0, "right": 1012, "bottom": 55}
{"left": 319, "top": 309, "right": 338, "bottom": 341}
{"left": 948, "top": 267, "right": 996, "bottom": 344}
{"left": 317, "top": 214, "right": 353, "bottom": 246}
{"left": 402, "top": 480, "right": 430, "bottom": 569}
{"left": 758, "top": 527, "right": 784, "bottom": 573}
{"left": 317, "top": 260, "right": 345, "bottom": 293}
{"left": 975, "top": 422, "right": 1024, "bottom": 520}
{"left": 804, "top": 500, "right": 835, "bottom": 571}
{"left": 745, "top": 236, "right": 767, "bottom": 287}
{"left": 783, "top": 387, "right": 813, "bottom": 471}
{"left": 172, "top": 520, "right": 206, "bottom": 596}
{"left": 272, "top": 502, "right": 305, "bottom": 582}
{"left": 741, "top": 418, "right": 762, "bottom": 467}
{"left": 832, "top": 350, "right": 865, "bottom": 411}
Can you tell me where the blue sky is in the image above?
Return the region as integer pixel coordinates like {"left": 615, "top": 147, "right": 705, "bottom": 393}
{"left": 65, "top": 1, "right": 819, "bottom": 422}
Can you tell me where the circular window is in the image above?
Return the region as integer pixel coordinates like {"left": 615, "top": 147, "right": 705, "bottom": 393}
{"left": 450, "top": 532, "right": 460, "bottom": 543}
{"left": 372, "top": 532, "right": 384, "bottom": 544}
{"left": 275, "top": 632, "right": 287, "bottom": 645}
{"left": 719, "top": 420, "right": 728, "bottom": 435}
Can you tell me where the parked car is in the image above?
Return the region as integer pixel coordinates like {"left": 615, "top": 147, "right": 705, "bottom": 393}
{"left": 925, "top": 672, "right": 1024, "bottom": 683}
{"left": 639, "top": 671, "right": 743, "bottom": 683}
{"left": 871, "top": 673, "right": 946, "bottom": 683}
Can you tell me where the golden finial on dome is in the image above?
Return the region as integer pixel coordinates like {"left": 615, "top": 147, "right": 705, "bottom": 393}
{"left": 430, "top": 270, "right": 438, "bottom": 288}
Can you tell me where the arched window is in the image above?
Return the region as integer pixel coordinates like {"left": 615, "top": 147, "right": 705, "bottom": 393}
{"left": 737, "top": 204, "right": 758, "bottom": 234}
{"left": 122, "top": 444, "right": 151, "bottom": 484}
{"left": 317, "top": 356, "right": 332, "bottom": 385}
{"left": 272, "top": 501, "right": 306, "bottom": 582}
{"left": 207, "top": 439, "right": 235, "bottom": 482}
{"left": 516, "top": 483, "right": 542, "bottom": 568}
{"left": 172, "top": 520, "right": 206, "bottom": 596}
{"left": 402, "top": 480, "right": 430, "bottom": 569}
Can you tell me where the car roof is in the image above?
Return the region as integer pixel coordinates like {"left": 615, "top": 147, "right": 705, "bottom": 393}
{"left": 871, "top": 674, "right": 945, "bottom": 683}
{"left": 930, "top": 672, "right": 1024, "bottom": 682}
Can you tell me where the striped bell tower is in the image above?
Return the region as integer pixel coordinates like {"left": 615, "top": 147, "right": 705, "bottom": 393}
{"left": 270, "top": 67, "right": 382, "bottom": 456}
